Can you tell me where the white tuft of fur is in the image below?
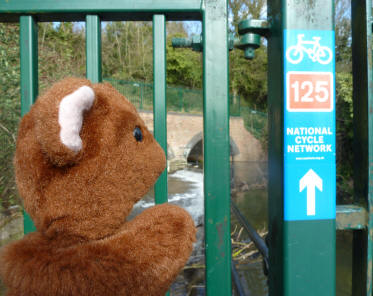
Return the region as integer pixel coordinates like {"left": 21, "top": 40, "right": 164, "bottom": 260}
{"left": 58, "top": 86, "right": 95, "bottom": 152}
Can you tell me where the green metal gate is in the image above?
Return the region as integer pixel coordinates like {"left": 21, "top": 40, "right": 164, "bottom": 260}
{"left": 1, "top": 0, "right": 373, "bottom": 295}
{"left": 0, "top": 1, "right": 231, "bottom": 295}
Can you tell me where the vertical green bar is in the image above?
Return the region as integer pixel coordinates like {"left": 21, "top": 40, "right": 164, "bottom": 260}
{"left": 153, "top": 15, "right": 168, "bottom": 204}
{"left": 351, "top": 1, "right": 373, "bottom": 295}
{"left": 203, "top": 0, "right": 231, "bottom": 295}
{"left": 86, "top": 15, "right": 102, "bottom": 83}
{"left": 267, "top": 1, "right": 335, "bottom": 295}
{"left": 20, "top": 16, "right": 38, "bottom": 234}
{"left": 267, "top": 1, "right": 285, "bottom": 293}
{"left": 140, "top": 83, "right": 144, "bottom": 110}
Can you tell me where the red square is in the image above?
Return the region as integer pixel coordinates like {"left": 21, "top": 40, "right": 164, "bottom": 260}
{"left": 287, "top": 72, "right": 333, "bottom": 112}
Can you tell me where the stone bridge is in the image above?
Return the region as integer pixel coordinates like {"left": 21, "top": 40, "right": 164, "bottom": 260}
{"left": 139, "top": 111, "right": 265, "bottom": 170}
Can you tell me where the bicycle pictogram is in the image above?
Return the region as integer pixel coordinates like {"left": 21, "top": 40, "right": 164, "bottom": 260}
{"left": 286, "top": 34, "right": 333, "bottom": 65}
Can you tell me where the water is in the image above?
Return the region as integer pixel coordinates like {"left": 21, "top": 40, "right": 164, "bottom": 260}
{"left": 130, "top": 168, "right": 204, "bottom": 225}
{"left": 231, "top": 162, "right": 269, "bottom": 296}
{"left": 130, "top": 168, "right": 206, "bottom": 295}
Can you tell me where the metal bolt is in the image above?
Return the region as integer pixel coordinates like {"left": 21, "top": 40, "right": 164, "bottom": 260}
{"left": 171, "top": 35, "right": 202, "bottom": 52}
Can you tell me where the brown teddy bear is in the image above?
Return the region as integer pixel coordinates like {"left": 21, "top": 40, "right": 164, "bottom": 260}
{"left": 0, "top": 78, "right": 196, "bottom": 296}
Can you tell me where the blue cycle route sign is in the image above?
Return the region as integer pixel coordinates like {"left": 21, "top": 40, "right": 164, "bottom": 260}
{"left": 284, "top": 29, "right": 336, "bottom": 221}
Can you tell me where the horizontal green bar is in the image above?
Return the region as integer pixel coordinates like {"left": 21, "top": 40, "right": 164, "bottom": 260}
{"left": 0, "top": 0, "right": 202, "bottom": 13}
{"left": 0, "top": 14, "right": 202, "bottom": 23}
{"left": 0, "top": 0, "right": 202, "bottom": 22}
{"left": 336, "top": 204, "right": 367, "bottom": 230}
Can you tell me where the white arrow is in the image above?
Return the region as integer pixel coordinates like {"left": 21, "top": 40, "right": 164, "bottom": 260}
{"left": 299, "top": 169, "right": 323, "bottom": 216}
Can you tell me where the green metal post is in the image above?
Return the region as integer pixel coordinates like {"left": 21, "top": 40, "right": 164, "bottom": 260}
{"left": 351, "top": 1, "right": 373, "bottom": 295}
{"left": 86, "top": 15, "right": 102, "bottom": 83}
{"left": 153, "top": 15, "right": 168, "bottom": 205}
{"left": 267, "top": 1, "right": 336, "bottom": 295}
{"left": 179, "top": 89, "right": 183, "bottom": 112}
{"left": 203, "top": 0, "right": 231, "bottom": 294}
{"left": 238, "top": 96, "right": 241, "bottom": 116}
{"left": 20, "top": 15, "right": 38, "bottom": 234}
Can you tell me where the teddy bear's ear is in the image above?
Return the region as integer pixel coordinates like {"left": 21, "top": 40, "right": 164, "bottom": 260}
{"left": 58, "top": 86, "right": 95, "bottom": 152}
{"left": 32, "top": 78, "right": 95, "bottom": 166}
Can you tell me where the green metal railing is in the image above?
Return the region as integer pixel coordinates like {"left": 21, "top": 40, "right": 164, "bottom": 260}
{"left": 1, "top": 1, "right": 231, "bottom": 295}
{"left": 105, "top": 78, "right": 268, "bottom": 143}
{"left": 105, "top": 78, "right": 244, "bottom": 115}
{"left": 104, "top": 79, "right": 268, "bottom": 139}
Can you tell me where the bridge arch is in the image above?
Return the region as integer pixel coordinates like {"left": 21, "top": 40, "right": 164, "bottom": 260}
{"left": 184, "top": 132, "right": 240, "bottom": 163}
{"left": 138, "top": 111, "right": 264, "bottom": 167}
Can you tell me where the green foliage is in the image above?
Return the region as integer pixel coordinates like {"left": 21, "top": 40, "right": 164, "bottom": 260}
{"left": 0, "top": 23, "right": 21, "bottom": 211}
{"left": 102, "top": 22, "right": 153, "bottom": 81}
{"left": 39, "top": 22, "right": 85, "bottom": 92}
{"left": 230, "top": 46, "right": 267, "bottom": 110}
{"left": 166, "top": 33, "right": 202, "bottom": 89}
{"left": 336, "top": 72, "right": 353, "bottom": 202}
{"left": 334, "top": 0, "right": 353, "bottom": 202}
{"left": 229, "top": 0, "right": 268, "bottom": 110}
{"left": 335, "top": 0, "right": 351, "bottom": 73}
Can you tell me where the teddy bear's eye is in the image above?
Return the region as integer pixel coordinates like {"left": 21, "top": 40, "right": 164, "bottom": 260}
{"left": 133, "top": 126, "right": 143, "bottom": 142}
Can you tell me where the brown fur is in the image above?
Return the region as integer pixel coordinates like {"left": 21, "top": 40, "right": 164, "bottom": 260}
{"left": 0, "top": 78, "right": 196, "bottom": 295}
